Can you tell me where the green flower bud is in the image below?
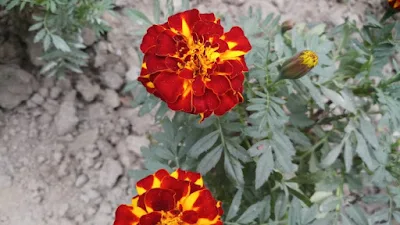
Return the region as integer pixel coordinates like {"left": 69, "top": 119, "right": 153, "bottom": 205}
{"left": 279, "top": 50, "right": 318, "bottom": 80}
{"left": 281, "top": 20, "right": 295, "bottom": 33}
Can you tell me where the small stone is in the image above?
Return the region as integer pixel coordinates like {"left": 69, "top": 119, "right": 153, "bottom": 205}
{"left": 54, "top": 91, "right": 79, "bottom": 135}
{"left": 58, "top": 203, "right": 70, "bottom": 217}
{"left": 38, "top": 87, "right": 49, "bottom": 98}
{"left": 93, "top": 160, "right": 103, "bottom": 170}
{"left": 88, "top": 103, "right": 108, "bottom": 120}
{"left": 75, "top": 174, "right": 89, "bottom": 187}
{"left": 103, "top": 89, "right": 120, "bottom": 108}
{"left": 74, "top": 214, "right": 85, "bottom": 224}
{"left": 86, "top": 206, "right": 98, "bottom": 217}
{"left": 31, "top": 93, "right": 45, "bottom": 105}
{"left": 125, "top": 66, "right": 140, "bottom": 82}
{"left": 81, "top": 188, "right": 101, "bottom": 203}
{"left": 98, "top": 201, "right": 112, "bottom": 215}
{"left": 0, "top": 174, "right": 13, "bottom": 188}
{"left": 98, "top": 158, "right": 123, "bottom": 188}
{"left": 76, "top": 75, "right": 100, "bottom": 102}
{"left": 31, "top": 193, "right": 43, "bottom": 203}
{"left": 38, "top": 113, "right": 53, "bottom": 125}
{"left": 42, "top": 99, "right": 59, "bottom": 115}
{"left": 86, "top": 149, "right": 101, "bottom": 159}
{"left": 49, "top": 87, "right": 62, "bottom": 99}
{"left": 82, "top": 157, "right": 95, "bottom": 170}
{"left": 56, "top": 77, "right": 72, "bottom": 91}
{"left": 125, "top": 135, "right": 150, "bottom": 155}
{"left": 69, "top": 129, "right": 99, "bottom": 152}
{"left": 57, "top": 161, "right": 69, "bottom": 178}
{"left": 101, "top": 71, "right": 124, "bottom": 90}
{"left": 37, "top": 155, "right": 46, "bottom": 164}
{"left": 82, "top": 28, "right": 97, "bottom": 46}
{"left": 26, "top": 100, "right": 37, "bottom": 108}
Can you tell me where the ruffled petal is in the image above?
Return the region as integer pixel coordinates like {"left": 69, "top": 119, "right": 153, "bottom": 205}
{"left": 213, "top": 91, "right": 241, "bottom": 116}
{"left": 220, "top": 26, "right": 252, "bottom": 61}
{"left": 168, "top": 9, "right": 201, "bottom": 38}
{"left": 205, "top": 75, "right": 232, "bottom": 95}
{"left": 139, "top": 212, "right": 162, "bottom": 225}
{"left": 181, "top": 210, "right": 199, "bottom": 224}
{"left": 113, "top": 205, "right": 140, "bottom": 225}
{"left": 140, "top": 25, "right": 166, "bottom": 53}
{"left": 136, "top": 169, "right": 170, "bottom": 195}
{"left": 156, "top": 30, "right": 178, "bottom": 56}
{"left": 160, "top": 176, "right": 191, "bottom": 202}
{"left": 153, "top": 71, "right": 185, "bottom": 103}
{"left": 144, "top": 188, "right": 176, "bottom": 212}
{"left": 192, "top": 76, "right": 206, "bottom": 96}
{"left": 193, "top": 89, "right": 220, "bottom": 113}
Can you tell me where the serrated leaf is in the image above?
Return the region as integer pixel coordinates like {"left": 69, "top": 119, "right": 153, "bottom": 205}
{"left": 43, "top": 34, "right": 51, "bottom": 51}
{"left": 155, "top": 102, "right": 169, "bottom": 121}
{"left": 393, "top": 211, "right": 400, "bottom": 223}
{"left": 29, "top": 22, "right": 43, "bottom": 31}
{"left": 321, "top": 86, "right": 356, "bottom": 113}
{"left": 124, "top": 8, "right": 153, "bottom": 25}
{"left": 355, "top": 131, "right": 378, "bottom": 171}
{"left": 255, "top": 148, "right": 274, "bottom": 189}
{"left": 287, "top": 185, "right": 312, "bottom": 207}
{"left": 197, "top": 145, "right": 223, "bottom": 175}
{"left": 226, "top": 141, "right": 251, "bottom": 163}
{"left": 237, "top": 201, "right": 264, "bottom": 224}
{"left": 51, "top": 35, "right": 71, "bottom": 52}
{"left": 359, "top": 117, "right": 379, "bottom": 149}
{"left": 320, "top": 141, "right": 344, "bottom": 168}
{"left": 226, "top": 189, "right": 243, "bottom": 221}
{"left": 153, "top": 0, "right": 160, "bottom": 24}
{"left": 153, "top": 146, "right": 175, "bottom": 160}
{"left": 345, "top": 205, "right": 368, "bottom": 225}
{"left": 34, "top": 29, "right": 46, "bottom": 43}
{"left": 39, "top": 61, "right": 58, "bottom": 74}
{"left": 248, "top": 140, "right": 269, "bottom": 157}
{"left": 187, "top": 130, "right": 219, "bottom": 158}
{"left": 341, "top": 212, "right": 356, "bottom": 225}
{"left": 274, "top": 194, "right": 288, "bottom": 220}
{"left": 224, "top": 153, "right": 244, "bottom": 186}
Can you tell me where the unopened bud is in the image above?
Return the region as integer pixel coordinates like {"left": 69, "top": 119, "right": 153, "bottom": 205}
{"left": 281, "top": 20, "right": 295, "bottom": 33}
{"left": 388, "top": 0, "right": 400, "bottom": 10}
{"left": 279, "top": 50, "right": 318, "bottom": 80}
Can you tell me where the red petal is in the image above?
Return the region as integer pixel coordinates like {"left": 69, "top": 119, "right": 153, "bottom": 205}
{"left": 136, "top": 169, "right": 169, "bottom": 195}
{"left": 156, "top": 30, "right": 177, "bottom": 56}
{"left": 215, "top": 61, "right": 233, "bottom": 75}
{"left": 146, "top": 55, "right": 168, "bottom": 74}
{"left": 222, "top": 26, "right": 252, "bottom": 52}
{"left": 165, "top": 57, "right": 181, "bottom": 71}
{"left": 168, "top": 94, "right": 193, "bottom": 112}
{"left": 230, "top": 72, "right": 244, "bottom": 93}
{"left": 168, "top": 9, "right": 200, "bottom": 38}
{"left": 199, "top": 13, "right": 219, "bottom": 24}
{"left": 153, "top": 72, "right": 184, "bottom": 103}
{"left": 144, "top": 188, "right": 176, "bottom": 212}
{"left": 214, "top": 39, "right": 229, "bottom": 53}
{"left": 192, "top": 190, "right": 219, "bottom": 220}
{"left": 139, "top": 212, "right": 162, "bottom": 225}
{"left": 160, "top": 176, "right": 190, "bottom": 202}
{"left": 179, "top": 68, "right": 194, "bottom": 79}
{"left": 239, "top": 56, "right": 249, "bottom": 71}
{"left": 192, "top": 21, "right": 224, "bottom": 40}
{"left": 181, "top": 210, "right": 199, "bottom": 224}
{"left": 113, "top": 205, "right": 139, "bottom": 225}
{"left": 192, "top": 76, "right": 205, "bottom": 96}
{"left": 205, "top": 75, "right": 232, "bottom": 95}
{"left": 213, "top": 91, "right": 240, "bottom": 116}
{"left": 193, "top": 89, "right": 220, "bottom": 113}
{"left": 140, "top": 25, "right": 166, "bottom": 53}
{"left": 136, "top": 195, "right": 146, "bottom": 211}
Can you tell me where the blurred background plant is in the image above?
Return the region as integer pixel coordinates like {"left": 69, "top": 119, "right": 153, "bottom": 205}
{"left": 123, "top": 0, "right": 400, "bottom": 224}
{"left": 0, "top": 0, "right": 113, "bottom": 76}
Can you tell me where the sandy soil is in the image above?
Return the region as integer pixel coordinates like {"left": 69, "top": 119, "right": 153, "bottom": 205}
{"left": 0, "top": 0, "right": 387, "bottom": 224}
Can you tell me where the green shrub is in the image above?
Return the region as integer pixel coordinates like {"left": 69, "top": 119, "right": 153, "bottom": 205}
{"left": 122, "top": 1, "right": 400, "bottom": 224}
{"left": 0, "top": 0, "right": 113, "bottom": 76}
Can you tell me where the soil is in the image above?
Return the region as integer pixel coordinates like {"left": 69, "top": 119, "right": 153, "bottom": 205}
{"left": 0, "top": 0, "right": 391, "bottom": 225}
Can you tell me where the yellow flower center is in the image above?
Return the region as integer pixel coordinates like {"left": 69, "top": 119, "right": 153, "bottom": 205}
{"left": 157, "top": 211, "right": 183, "bottom": 225}
{"left": 299, "top": 50, "right": 318, "bottom": 68}
{"left": 179, "top": 39, "right": 220, "bottom": 77}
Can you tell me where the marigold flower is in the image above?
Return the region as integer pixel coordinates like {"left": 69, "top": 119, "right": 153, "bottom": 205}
{"left": 388, "top": 0, "right": 400, "bottom": 10}
{"left": 113, "top": 169, "right": 223, "bottom": 225}
{"left": 278, "top": 50, "right": 318, "bottom": 80}
{"left": 137, "top": 9, "right": 252, "bottom": 122}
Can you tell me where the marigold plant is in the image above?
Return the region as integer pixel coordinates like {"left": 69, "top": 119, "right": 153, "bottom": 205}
{"left": 137, "top": 9, "right": 251, "bottom": 121}
{"left": 122, "top": 1, "right": 400, "bottom": 225}
{"left": 114, "top": 169, "right": 223, "bottom": 225}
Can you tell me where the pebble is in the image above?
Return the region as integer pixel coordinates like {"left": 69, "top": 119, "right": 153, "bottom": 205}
{"left": 58, "top": 203, "right": 70, "bottom": 217}
{"left": 37, "top": 155, "right": 46, "bottom": 164}
{"left": 98, "top": 158, "right": 123, "bottom": 188}
{"left": 0, "top": 174, "right": 13, "bottom": 188}
{"left": 75, "top": 174, "right": 89, "bottom": 188}
{"left": 38, "top": 87, "right": 49, "bottom": 98}
{"left": 101, "top": 71, "right": 124, "bottom": 90}
{"left": 53, "top": 150, "right": 64, "bottom": 165}
{"left": 31, "top": 93, "right": 45, "bottom": 105}
{"left": 57, "top": 161, "right": 70, "bottom": 178}
{"left": 50, "top": 86, "right": 62, "bottom": 99}
{"left": 103, "top": 89, "right": 120, "bottom": 108}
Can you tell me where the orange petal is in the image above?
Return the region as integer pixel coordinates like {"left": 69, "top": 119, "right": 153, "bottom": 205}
{"left": 144, "top": 188, "right": 176, "bottom": 212}
{"left": 168, "top": 9, "right": 201, "bottom": 38}
{"left": 136, "top": 169, "right": 169, "bottom": 195}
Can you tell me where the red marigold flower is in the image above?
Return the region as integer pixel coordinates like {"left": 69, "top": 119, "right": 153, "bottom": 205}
{"left": 113, "top": 169, "right": 224, "bottom": 225}
{"left": 388, "top": 0, "right": 400, "bottom": 9}
{"left": 137, "top": 9, "right": 252, "bottom": 122}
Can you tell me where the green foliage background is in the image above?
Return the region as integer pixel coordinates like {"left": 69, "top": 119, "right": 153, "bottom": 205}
{"left": 124, "top": 1, "right": 400, "bottom": 224}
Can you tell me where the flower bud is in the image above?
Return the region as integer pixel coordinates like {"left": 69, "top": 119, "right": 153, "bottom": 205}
{"left": 279, "top": 50, "right": 318, "bottom": 80}
{"left": 388, "top": 0, "right": 400, "bottom": 10}
{"left": 281, "top": 20, "right": 295, "bottom": 33}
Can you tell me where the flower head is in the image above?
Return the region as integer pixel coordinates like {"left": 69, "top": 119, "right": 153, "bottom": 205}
{"left": 279, "top": 50, "right": 318, "bottom": 80}
{"left": 388, "top": 0, "right": 400, "bottom": 10}
{"left": 113, "top": 169, "right": 223, "bottom": 225}
{"left": 138, "top": 9, "right": 252, "bottom": 122}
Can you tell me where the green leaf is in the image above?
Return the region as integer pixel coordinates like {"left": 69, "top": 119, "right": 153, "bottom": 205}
{"left": 341, "top": 212, "right": 356, "bottom": 225}
{"left": 181, "top": 0, "right": 189, "bottom": 10}
{"left": 226, "top": 141, "right": 251, "bottom": 163}
{"left": 248, "top": 140, "right": 269, "bottom": 157}
{"left": 29, "top": 22, "right": 43, "bottom": 31}
{"left": 153, "top": 146, "right": 175, "bottom": 160}
{"left": 393, "top": 211, "right": 400, "bottom": 223}
{"left": 359, "top": 117, "right": 379, "bottom": 149}
{"left": 321, "top": 87, "right": 356, "bottom": 113}
{"left": 366, "top": 15, "right": 382, "bottom": 28}
{"left": 287, "top": 185, "right": 312, "bottom": 207}
{"left": 39, "top": 61, "right": 58, "bottom": 74}
{"left": 166, "top": 0, "right": 174, "bottom": 16}
{"left": 153, "top": 0, "right": 160, "bottom": 24}
{"left": 51, "top": 35, "right": 71, "bottom": 52}
{"left": 320, "top": 140, "right": 344, "bottom": 168}
{"left": 187, "top": 130, "right": 219, "bottom": 158}
{"left": 355, "top": 132, "right": 378, "bottom": 171}
{"left": 274, "top": 194, "right": 288, "bottom": 220}
{"left": 124, "top": 8, "right": 153, "bottom": 26}
{"left": 224, "top": 153, "right": 244, "bottom": 186}
{"left": 226, "top": 188, "right": 243, "bottom": 221}
{"left": 345, "top": 205, "right": 368, "bottom": 225}
{"left": 34, "top": 28, "right": 46, "bottom": 43}
{"left": 344, "top": 138, "right": 353, "bottom": 173}
{"left": 43, "top": 34, "right": 51, "bottom": 51}
{"left": 255, "top": 148, "right": 274, "bottom": 189}
{"left": 197, "top": 145, "right": 223, "bottom": 175}
{"left": 237, "top": 201, "right": 264, "bottom": 224}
